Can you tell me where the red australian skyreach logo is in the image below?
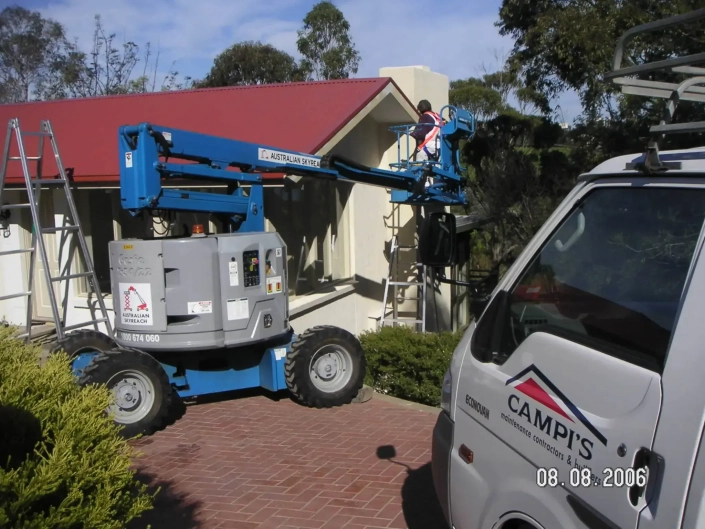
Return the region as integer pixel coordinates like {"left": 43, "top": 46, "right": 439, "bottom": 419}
{"left": 503, "top": 365, "right": 608, "bottom": 462}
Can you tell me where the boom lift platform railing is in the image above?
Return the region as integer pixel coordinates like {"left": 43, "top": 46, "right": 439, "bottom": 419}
{"left": 0, "top": 119, "right": 113, "bottom": 343}
{"left": 605, "top": 7, "right": 705, "bottom": 138}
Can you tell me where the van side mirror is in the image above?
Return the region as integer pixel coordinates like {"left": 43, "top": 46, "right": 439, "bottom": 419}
{"left": 419, "top": 212, "right": 458, "bottom": 266}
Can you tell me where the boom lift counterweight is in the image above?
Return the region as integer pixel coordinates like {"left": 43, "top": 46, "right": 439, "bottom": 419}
{"left": 39, "top": 105, "right": 476, "bottom": 437}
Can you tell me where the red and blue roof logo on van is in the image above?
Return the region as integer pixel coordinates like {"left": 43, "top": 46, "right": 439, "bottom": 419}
{"left": 506, "top": 364, "right": 607, "bottom": 447}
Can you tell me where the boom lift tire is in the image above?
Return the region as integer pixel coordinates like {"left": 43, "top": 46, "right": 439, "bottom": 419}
{"left": 78, "top": 347, "right": 173, "bottom": 439}
{"left": 285, "top": 325, "right": 366, "bottom": 409}
{"left": 49, "top": 329, "right": 117, "bottom": 358}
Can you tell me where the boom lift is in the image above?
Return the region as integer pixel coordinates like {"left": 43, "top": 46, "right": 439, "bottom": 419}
{"left": 53, "top": 105, "right": 476, "bottom": 437}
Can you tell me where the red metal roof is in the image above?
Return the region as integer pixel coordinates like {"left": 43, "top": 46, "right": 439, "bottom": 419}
{"left": 0, "top": 78, "right": 405, "bottom": 185}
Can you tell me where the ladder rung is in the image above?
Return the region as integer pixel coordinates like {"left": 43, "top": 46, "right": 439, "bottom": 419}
{"left": 0, "top": 248, "right": 33, "bottom": 256}
{"left": 1, "top": 203, "right": 32, "bottom": 210}
{"left": 51, "top": 272, "right": 92, "bottom": 282}
{"left": 8, "top": 156, "right": 41, "bottom": 161}
{"left": 382, "top": 319, "right": 424, "bottom": 324}
{"left": 0, "top": 291, "right": 31, "bottom": 301}
{"left": 63, "top": 319, "right": 109, "bottom": 332}
{"left": 396, "top": 297, "right": 420, "bottom": 301}
{"left": 31, "top": 179, "right": 66, "bottom": 185}
{"left": 389, "top": 281, "right": 422, "bottom": 286}
{"left": 22, "top": 131, "right": 52, "bottom": 137}
{"left": 42, "top": 226, "right": 78, "bottom": 233}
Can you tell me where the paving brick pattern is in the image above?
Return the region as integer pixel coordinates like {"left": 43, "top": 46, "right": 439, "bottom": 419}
{"left": 129, "top": 393, "right": 448, "bottom": 529}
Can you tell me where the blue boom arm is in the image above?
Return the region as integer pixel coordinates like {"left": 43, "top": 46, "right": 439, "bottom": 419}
{"left": 117, "top": 105, "right": 475, "bottom": 232}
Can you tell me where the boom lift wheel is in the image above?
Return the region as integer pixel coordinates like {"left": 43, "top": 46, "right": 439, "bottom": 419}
{"left": 285, "top": 325, "right": 366, "bottom": 408}
{"left": 78, "top": 347, "right": 173, "bottom": 438}
{"left": 49, "top": 329, "right": 117, "bottom": 358}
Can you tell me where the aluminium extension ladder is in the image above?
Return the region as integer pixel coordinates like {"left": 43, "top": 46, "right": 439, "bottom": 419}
{"left": 380, "top": 234, "right": 427, "bottom": 332}
{"left": 0, "top": 118, "right": 113, "bottom": 343}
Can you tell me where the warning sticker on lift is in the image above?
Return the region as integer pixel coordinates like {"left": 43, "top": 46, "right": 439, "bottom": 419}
{"left": 188, "top": 301, "right": 212, "bottom": 314}
{"left": 257, "top": 148, "right": 320, "bottom": 168}
{"left": 227, "top": 298, "right": 249, "bottom": 320}
{"left": 229, "top": 261, "right": 239, "bottom": 287}
{"left": 119, "top": 282, "right": 152, "bottom": 326}
{"left": 266, "top": 276, "right": 282, "bottom": 294}
{"left": 125, "top": 152, "right": 133, "bottom": 168}
{"left": 276, "top": 248, "right": 282, "bottom": 257}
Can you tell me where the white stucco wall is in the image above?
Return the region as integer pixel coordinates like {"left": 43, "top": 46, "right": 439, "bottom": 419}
{"left": 378, "top": 65, "right": 454, "bottom": 331}
{"left": 288, "top": 112, "right": 392, "bottom": 336}
{"left": 0, "top": 191, "right": 29, "bottom": 324}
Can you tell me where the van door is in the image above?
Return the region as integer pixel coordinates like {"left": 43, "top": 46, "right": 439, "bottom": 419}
{"left": 679, "top": 418, "right": 705, "bottom": 529}
{"left": 449, "top": 181, "right": 705, "bottom": 529}
{"left": 637, "top": 192, "right": 705, "bottom": 529}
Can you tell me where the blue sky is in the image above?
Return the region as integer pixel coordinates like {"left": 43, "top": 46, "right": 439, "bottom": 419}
{"left": 11, "top": 0, "right": 582, "bottom": 122}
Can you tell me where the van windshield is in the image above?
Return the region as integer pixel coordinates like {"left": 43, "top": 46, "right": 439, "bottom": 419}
{"left": 504, "top": 186, "right": 705, "bottom": 371}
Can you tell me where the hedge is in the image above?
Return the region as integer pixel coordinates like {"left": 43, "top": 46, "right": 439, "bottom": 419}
{"left": 0, "top": 325, "right": 155, "bottom": 528}
{"left": 359, "top": 326, "right": 463, "bottom": 407}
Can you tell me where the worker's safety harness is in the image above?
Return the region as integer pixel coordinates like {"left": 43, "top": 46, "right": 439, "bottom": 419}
{"left": 417, "top": 111, "right": 442, "bottom": 161}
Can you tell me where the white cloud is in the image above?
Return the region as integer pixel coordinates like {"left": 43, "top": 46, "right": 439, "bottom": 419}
{"left": 36, "top": 0, "right": 583, "bottom": 120}
{"left": 39, "top": 0, "right": 302, "bottom": 61}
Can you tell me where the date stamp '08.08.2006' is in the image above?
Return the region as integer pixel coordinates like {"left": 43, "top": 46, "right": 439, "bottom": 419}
{"left": 536, "top": 467, "right": 648, "bottom": 489}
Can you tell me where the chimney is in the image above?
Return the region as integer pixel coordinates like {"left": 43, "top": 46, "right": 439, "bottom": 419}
{"left": 378, "top": 65, "right": 449, "bottom": 113}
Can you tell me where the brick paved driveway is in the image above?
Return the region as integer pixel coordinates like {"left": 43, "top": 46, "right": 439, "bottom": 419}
{"left": 129, "top": 391, "right": 448, "bottom": 529}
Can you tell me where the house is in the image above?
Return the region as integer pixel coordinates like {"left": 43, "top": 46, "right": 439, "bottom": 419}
{"left": 0, "top": 65, "right": 474, "bottom": 339}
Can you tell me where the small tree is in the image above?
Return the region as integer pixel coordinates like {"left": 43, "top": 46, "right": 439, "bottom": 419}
{"left": 450, "top": 78, "right": 505, "bottom": 123}
{"left": 296, "top": 1, "right": 360, "bottom": 81}
{"left": 196, "top": 41, "right": 302, "bottom": 87}
{"left": 0, "top": 5, "right": 69, "bottom": 103}
{"left": 463, "top": 112, "right": 576, "bottom": 270}
{"left": 44, "top": 14, "right": 189, "bottom": 99}
{"left": 360, "top": 326, "right": 463, "bottom": 407}
{"left": 0, "top": 326, "right": 155, "bottom": 527}
{"left": 451, "top": 51, "right": 544, "bottom": 124}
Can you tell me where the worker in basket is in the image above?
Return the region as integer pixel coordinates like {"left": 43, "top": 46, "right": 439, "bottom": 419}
{"left": 410, "top": 99, "right": 443, "bottom": 164}
{"left": 410, "top": 99, "right": 444, "bottom": 189}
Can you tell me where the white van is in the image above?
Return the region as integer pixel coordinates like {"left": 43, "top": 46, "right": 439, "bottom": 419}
{"left": 426, "top": 9, "right": 705, "bottom": 529}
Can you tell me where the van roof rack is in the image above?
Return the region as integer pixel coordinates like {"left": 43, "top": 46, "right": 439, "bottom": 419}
{"left": 605, "top": 8, "right": 705, "bottom": 137}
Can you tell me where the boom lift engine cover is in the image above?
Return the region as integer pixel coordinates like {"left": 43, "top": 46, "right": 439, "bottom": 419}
{"left": 111, "top": 232, "right": 289, "bottom": 351}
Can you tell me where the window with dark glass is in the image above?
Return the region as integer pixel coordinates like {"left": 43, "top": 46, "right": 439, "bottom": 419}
{"left": 488, "top": 186, "right": 705, "bottom": 372}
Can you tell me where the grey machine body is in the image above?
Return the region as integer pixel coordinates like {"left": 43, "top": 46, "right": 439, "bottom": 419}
{"left": 109, "top": 231, "right": 289, "bottom": 352}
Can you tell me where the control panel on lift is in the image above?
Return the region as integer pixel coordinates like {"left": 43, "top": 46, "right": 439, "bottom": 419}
{"left": 243, "top": 250, "right": 261, "bottom": 288}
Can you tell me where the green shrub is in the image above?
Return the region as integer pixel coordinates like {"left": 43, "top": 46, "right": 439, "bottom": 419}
{"left": 359, "top": 326, "right": 463, "bottom": 407}
{"left": 0, "top": 326, "right": 155, "bottom": 528}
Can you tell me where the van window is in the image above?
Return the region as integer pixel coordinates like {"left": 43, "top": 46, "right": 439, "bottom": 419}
{"left": 494, "top": 186, "right": 705, "bottom": 372}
